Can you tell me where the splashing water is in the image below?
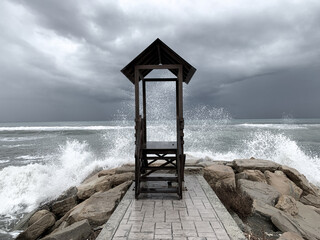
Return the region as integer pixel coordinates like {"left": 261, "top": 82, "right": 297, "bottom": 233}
{"left": 186, "top": 127, "right": 320, "bottom": 187}
{"left": 0, "top": 140, "right": 106, "bottom": 216}
{"left": 1, "top": 80, "right": 320, "bottom": 238}
{"left": 243, "top": 131, "right": 320, "bottom": 185}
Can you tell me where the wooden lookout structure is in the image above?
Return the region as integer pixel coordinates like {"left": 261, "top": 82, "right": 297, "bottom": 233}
{"left": 121, "top": 38, "right": 196, "bottom": 199}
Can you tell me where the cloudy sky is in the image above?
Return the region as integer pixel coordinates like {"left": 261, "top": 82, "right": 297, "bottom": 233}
{"left": 1, "top": 0, "right": 320, "bottom": 122}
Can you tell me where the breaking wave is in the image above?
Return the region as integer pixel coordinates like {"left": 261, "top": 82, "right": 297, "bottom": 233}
{"left": 187, "top": 130, "right": 320, "bottom": 186}
{"left": 0, "top": 126, "right": 132, "bottom": 132}
{"left": 0, "top": 139, "right": 132, "bottom": 217}
{"left": 237, "top": 123, "right": 308, "bottom": 130}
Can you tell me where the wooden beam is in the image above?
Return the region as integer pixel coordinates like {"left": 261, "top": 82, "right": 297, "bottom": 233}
{"left": 144, "top": 78, "right": 177, "bottom": 82}
{"left": 136, "top": 64, "right": 181, "bottom": 70}
{"left": 140, "top": 187, "right": 178, "bottom": 194}
{"left": 140, "top": 176, "right": 178, "bottom": 182}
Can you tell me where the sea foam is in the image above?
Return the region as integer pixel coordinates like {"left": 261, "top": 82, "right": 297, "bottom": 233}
{"left": 187, "top": 130, "right": 320, "bottom": 186}
{"left": 0, "top": 126, "right": 132, "bottom": 132}
{"left": 0, "top": 139, "right": 131, "bottom": 217}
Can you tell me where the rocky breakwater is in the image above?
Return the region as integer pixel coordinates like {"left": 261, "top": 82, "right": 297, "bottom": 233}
{"left": 13, "top": 165, "right": 135, "bottom": 240}
{"left": 203, "top": 158, "right": 320, "bottom": 240}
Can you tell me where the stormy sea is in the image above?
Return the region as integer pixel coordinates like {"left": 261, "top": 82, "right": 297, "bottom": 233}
{"left": 0, "top": 115, "right": 320, "bottom": 239}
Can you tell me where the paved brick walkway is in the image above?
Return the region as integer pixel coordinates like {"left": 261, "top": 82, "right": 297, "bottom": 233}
{"left": 97, "top": 175, "right": 245, "bottom": 240}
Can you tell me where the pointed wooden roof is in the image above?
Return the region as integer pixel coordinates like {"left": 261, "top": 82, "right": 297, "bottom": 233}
{"left": 121, "top": 38, "right": 196, "bottom": 84}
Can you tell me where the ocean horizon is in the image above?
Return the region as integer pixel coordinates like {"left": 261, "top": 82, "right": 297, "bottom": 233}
{"left": 1, "top": 117, "right": 320, "bottom": 239}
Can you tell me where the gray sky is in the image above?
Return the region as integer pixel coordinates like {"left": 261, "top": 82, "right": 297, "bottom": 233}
{"left": 1, "top": 0, "right": 320, "bottom": 122}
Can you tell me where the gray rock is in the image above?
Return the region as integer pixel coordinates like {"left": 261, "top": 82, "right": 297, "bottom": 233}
{"left": 204, "top": 164, "right": 236, "bottom": 189}
{"left": 98, "top": 168, "right": 117, "bottom": 177}
{"left": 197, "top": 160, "right": 217, "bottom": 168}
{"left": 41, "top": 219, "right": 91, "bottom": 240}
{"left": 184, "top": 166, "right": 203, "bottom": 175}
{"left": 28, "top": 210, "right": 51, "bottom": 227}
{"left": 108, "top": 172, "right": 134, "bottom": 188}
{"left": 300, "top": 194, "right": 320, "bottom": 208}
{"left": 49, "top": 208, "right": 73, "bottom": 234}
{"left": 67, "top": 180, "right": 132, "bottom": 227}
{"left": 52, "top": 196, "right": 77, "bottom": 218}
{"left": 81, "top": 168, "right": 103, "bottom": 183}
{"left": 115, "top": 165, "right": 135, "bottom": 174}
{"left": 265, "top": 171, "right": 303, "bottom": 200}
{"left": 310, "top": 183, "right": 320, "bottom": 196}
{"left": 13, "top": 208, "right": 39, "bottom": 231}
{"left": 308, "top": 206, "right": 320, "bottom": 215}
{"left": 252, "top": 199, "right": 281, "bottom": 218}
{"left": 53, "top": 221, "right": 69, "bottom": 233}
{"left": 280, "top": 165, "right": 316, "bottom": 195}
{"left": 277, "top": 232, "right": 304, "bottom": 240}
{"left": 246, "top": 213, "right": 281, "bottom": 240}
{"left": 56, "top": 186, "right": 78, "bottom": 202}
{"left": 77, "top": 172, "right": 134, "bottom": 200}
{"left": 230, "top": 212, "right": 252, "bottom": 233}
{"left": 185, "top": 158, "right": 201, "bottom": 166}
{"left": 233, "top": 159, "right": 281, "bottom": 172}
{"left": 275, "top": 195, "right": 298, "bottom": 216}
{"left": 16, "top": 212, "right": 56, "bottom": 240}
{"left": 236, "top": 169, "right": 267, "bottom": 183}
{"left": 271, "top": 201, "right": 320, "bottom": 240}
{"left": 238, "top": 179, "right": 280, "bottom": 206}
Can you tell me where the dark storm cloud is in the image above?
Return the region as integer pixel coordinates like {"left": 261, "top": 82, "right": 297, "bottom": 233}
{"left": 1, "top": 0, "right": 320, "bottom": 122}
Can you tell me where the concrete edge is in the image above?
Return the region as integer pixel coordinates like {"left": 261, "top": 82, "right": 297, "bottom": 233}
{"left": 96, "top": 183, "right": 134, "bottom": 240}
{"left": 196, "top": 175, "right": 246, "bottom": 240}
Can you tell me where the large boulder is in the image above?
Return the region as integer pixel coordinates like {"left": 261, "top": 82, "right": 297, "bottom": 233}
{"left": 275, "top": 195, "right": 298, "bottom": 216}
{"left": 115, "top": 164, "right": 135, "bottom": 174}
{"left": 16, "top": 212, "right": 56, "bottom": 240}
{"left": 77, "top": 172, "right": 134, "bottom": 200}
{"left": 67, "top": 180, "right": 132, "bottom": 227}
{"left": 238, "top": 179, "right": 280, "bottom": 206}
{"left": 280, "top": 165, "right": 317, "bottom": 195}
{"left": 310, "top": 183, "right": 320, "bottom": 196}
{"left": 52, "top": 196, "right": 77, "bottom": 218}
{"left": 204, "top": 164, "right": 236, "bottom": 189}
{"left": 309, "top": 206, "right": 320, "bottom": 215}
{"left": 236, "top": 169, "right": 267, "bottom": 183}
{"left": 13, "top": 208, "right": 39, "bottom": 231}
{"left": 42, "top": 219, "right": 91, "bottom": 240}
{"left": 252, "top": 199, "right": 281, "bottom": 218}
{"left": 300, "top": 194, "right": 320, "bottom": 208}
{"left": 233, "top": 159, "right": 280, "bottom": 172}
{"left": 97, "top": 168, "right": 117, "bottom": 177}
{"left": 28, "top": 210, "right": 51, "bottom": 227}
{"left": 55, "top": 187, "right": 78, "bottom": 202}
{"left": 277, "top": 232, "right": 304, "bottom": 240}
{"left": 77, "top": 175, "right": 109, "bottom": 200}
{"left": 271, "top": 201, "right": 320, "bottom": 240}
{"left": 106, "top": 172, "right": 134, "bottom": 188}
{"left": 265, "top": 171, "right": 303, "bottom": 200}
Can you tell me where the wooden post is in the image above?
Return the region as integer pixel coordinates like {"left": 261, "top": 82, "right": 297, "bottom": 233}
{"left": 178, "top": 66, "right": 185, "bottom": 187}
{"left": 135, "top": 67, "right": 139, "bottom": 120}
{"left": 178, "top": 65, "right": 183, "bottom": 198}
{"left": 134, "top": 67, "right": 139, "bottom": 198}
{"left": 142, "top": 79, "right": 147, "bottom": 144}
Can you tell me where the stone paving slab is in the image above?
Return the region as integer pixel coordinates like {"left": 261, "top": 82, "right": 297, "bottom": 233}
{"left": 97, "top": 174, "right": 245, "bottom": 240}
